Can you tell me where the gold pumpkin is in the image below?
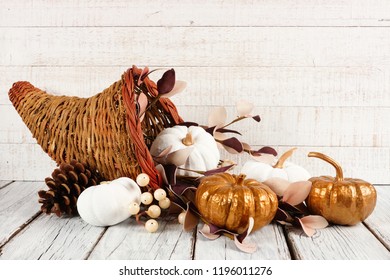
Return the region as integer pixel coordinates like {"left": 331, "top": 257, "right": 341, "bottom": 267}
{"left": 195, "top": 173, "right": 278, "bottom": 234}
{"left": 307, "top": 152, "right": 377, "bottom": 225}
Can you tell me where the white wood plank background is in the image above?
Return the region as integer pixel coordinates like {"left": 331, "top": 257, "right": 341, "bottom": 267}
{"left": 194, "top": 223, "right": 291, "bottom": 260}
{"left": 1, "top": 0, "right": 390, "bottom": 27}
{"left": 88, "top": 218, "right": 195, "bottom": 260}
{"left": 364, "top": 186, "right": 390, "bottom": 250}
{"left": 0, "top": 181, "right": 42, "bottom": 247}
{"left": 0, "top": 0, "right": 389, "bottom": 184}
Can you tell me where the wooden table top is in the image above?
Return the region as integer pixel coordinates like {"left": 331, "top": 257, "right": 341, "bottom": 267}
{"left": 0, "top": 181, "right": 389, "bottom": 260}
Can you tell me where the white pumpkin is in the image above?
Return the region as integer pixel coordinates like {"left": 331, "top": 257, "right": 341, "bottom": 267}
{"left": 77, "top": 177, "right": 141, "bottom": 227}
{"left": 241, "top": 148, "right": 310, "bottom": 182}
{"left": 150, "top": 125, "right": 220, "bottom": 176}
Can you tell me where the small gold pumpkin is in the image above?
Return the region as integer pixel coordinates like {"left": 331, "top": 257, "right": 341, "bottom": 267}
{"left": 195, "top": 173, "right": 278, "bottom": 234}
{"left": 307, "top": 152, "right": 377, "bottom": 225}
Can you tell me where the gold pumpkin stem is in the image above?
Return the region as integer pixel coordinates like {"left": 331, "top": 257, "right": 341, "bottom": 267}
{"left": 273, "top": 147, "right": 297, "bottom": 169}
{"left": 308, "top": 152, "right": 344, "bottom": 181}
{"left": 236, "top": 174, "right": 247, "bottom": 186}
{"left": 182, "top": 132, "right": 194, "bottom": 146}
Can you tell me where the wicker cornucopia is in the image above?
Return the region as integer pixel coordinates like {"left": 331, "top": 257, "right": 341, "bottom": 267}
{"left": 8, "top": 66, "right": 183, "bottom": 190}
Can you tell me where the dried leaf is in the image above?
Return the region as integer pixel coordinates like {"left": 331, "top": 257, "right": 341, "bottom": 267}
{"left": 276, "top": 220, "right": 291, "bottom": 226}
{"left": 236, "top": 217, "right": 254, "bottom": 242}
{"left": 168, "top": 192, "right": 187, "bottom": 211}
{"left": 205, "top": 126, "right": 216, "bottom": 135}
{"left": 182, "top": 188, "right": 197, "bottom": 205}
{"left": 252, "top": 115, "right": 261, "bottom": 122}
{"left": 137, "top": 66, "right": 150, "bottom": 86}
{"left": 220, "top": 137, "right": 243, "bottom": 154}
{"left": 234, "top": 236, "right": 257, "bottom": 254}
{"left": 219, "top": 159, "right": 236, "bottom": 167}
{"left": 263, "top": 177, "right": 290, "bottom": 197}
{"left": 142, "top": 68, "right": 163, "bottom": 78}
{"left": 138, "top": 92, "right": 149, "bottom": 122}
{"left": 207, "top": 223, "right": 223, "bottom": 234}
{"left": 183, "top": 204, "right": 199, "bottom": 232}
{"left": 215, "top": 128, "right": 242, "bottom": 135}
{"left": 213, "top": 131, "right": 228, "bottom": 141}
{"left": 155, "top": 164, "right": 168, "bottom": 185}
{"left": 250, "top": 153, "right": 276, "bottom": 165}
{"left": 162, "top": 164, "right": 178, "bottom": 186}
{"left": 247, "top": 217, "right": 255, "bottom": 235}
{"left": 236, "top": 100, "right": 254, "bottom": 116}
{"left": 168, "top": 201, "right": 185, "bottom": 215}
{"left": 299, "top": 218, "right": 316, "bottom": 237}
{"left": 300, "top": 215, "right": 329, "bottom": 229}
{"left": 178, "top": 122, "right": 199, "bottom": 128}
{"left": 242, "top": 142, "right": 251, "bottom": 151}
{"left": 163, "top": 80, "right": 187, "bottom": 98}
{"left": 208, "top": 106, "right": 227, "bottom": 128}
{"left": 282, "top": 181, "right": 312, "bottom": 206}
{"left": 293, "top": 202, "right": 310, "bottom": 215}
{"left": 169, "top": 182, "right": 198, "bottom": 217}
{"left": 199, "top": 224, "right": 221, "bottom": 240}
{"left": 156, "top": 145, "right": 173, "bottom": 158}
{"left": 279, "top": 201, "right": 309, "bottom": 216}
{"left": 257, "top": 146, "right": 277, "bottom": 156}
{"left": 166, "top": 147, "right": 193, "bottom": 166}
{"left": 170, "top": 180, "right": 197, "bottom": 197}
{"left": 157, "top": 68, "right": 175, "bottom": 94}
{"left": 274, "top": 208, "right": 290, "bottom": 221}
{"left": 204, "top": 164, "right": 235, "bottom": 176}
{"left": 196, "top": 222, "right": 236, "bottom": 238}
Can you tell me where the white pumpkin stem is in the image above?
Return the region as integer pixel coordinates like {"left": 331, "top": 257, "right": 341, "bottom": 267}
{"left": 182, "top": 132, "right": 194, "bottom": 146}
{"left": 273, "top": 147, "right": 297, "bottom": 169}
{"left": 308, "top": 152, "right": 344, "bottom": 181}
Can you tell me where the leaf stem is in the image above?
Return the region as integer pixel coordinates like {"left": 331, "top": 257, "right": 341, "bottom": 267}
{"left": 138, "top": 94, "right": 161, "bottom": 120}
{"left": 221, "top": 116, "right": 246, "bottom": 129}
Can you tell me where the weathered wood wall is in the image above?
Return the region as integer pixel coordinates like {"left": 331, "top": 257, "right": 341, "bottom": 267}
{"left": 1, "top": 0, "right": 389, "bottom": 183}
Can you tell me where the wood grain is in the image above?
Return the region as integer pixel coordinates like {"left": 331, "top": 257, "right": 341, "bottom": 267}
{"left": 364, "top": 186, "right": 390, "bottom": 250}
{"left": 1, "top": 0, "right": 389, "bottom": 27}
{"left": 0, "top": 182, "right": 389, "bottom": 259}
{"left": 0, "top": 214, "right": 105, "bottom": 260}
{"left": 0, "top": 1, "right": 389, "bottom": 183}
{"left": 1, "top": 0, "right": 390, "bottom": 262}
{"left": 222, "top": 146, "right": 390, "bottom": 185}
{"left": 0, "top": 143, "right": 58, "bottom": 181}
{"left": 0, "top": 181, "right": 43, "bottom": 247}
{"left": 0, "top": 181, "right": 12, "bottom": 190}
{"left": 88, "top": 217, "right": 195, "bottom": 260}
{"left": 194, "top": 223, "right": 291, "bottom": 260}
{"left": 177, "top": 105, "right": 390, "bottom": 147}
{"left": 3, "top": 104, "right": 388, "bottom": 147}
{"left": 2, "top": 66, "right": 390, "bottom": 107}
{"left": 285, "top": 187, "right": 390, "bottom": 260}
{"left": 286, "top": 223, "right": 390, "bottom": 260}
{"left": 1, "top": 144, "right": 388, "bottom": 184}
{"left": 2, "top": 27, "right": 390, "bottom": 67}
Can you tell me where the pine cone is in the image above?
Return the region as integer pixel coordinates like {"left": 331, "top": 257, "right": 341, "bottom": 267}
{"left": 38, "top": 160, "right": 101, "bottom": 217}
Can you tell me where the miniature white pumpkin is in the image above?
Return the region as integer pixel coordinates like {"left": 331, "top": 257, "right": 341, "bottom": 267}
{"left": 77, "top": 177, "right": 141, "bottom": 227}
{"left": 150, "top": 125, "right": 220, "bottom": 176}
{"left": 241, "top": 148, "right": 310, "bottom": 182}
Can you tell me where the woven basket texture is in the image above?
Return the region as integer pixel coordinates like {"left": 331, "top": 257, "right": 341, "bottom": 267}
{"left": 8, "top": 66, "right": 183, "bottom": 190}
